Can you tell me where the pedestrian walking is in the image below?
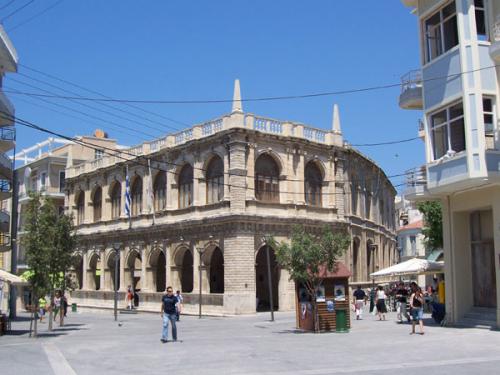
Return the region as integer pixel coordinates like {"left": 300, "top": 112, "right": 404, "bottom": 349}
{"left": 62, "top": 293, "right": 68, "bottom": 317}
{"left": 396, "top": 282, "right": 409, "bottom": 323}
{"left": 160, "top": 286, "right": 178, "bottom": 343}
{"left": 175, "top": 290, "right": 183, "bottom": 321}
{"left": 39, "top": 296, "right": 47, "bottom": 323}
{"left": 126, "top": 286, "right": 134, "bottom": 310}
{"left": 53, "top": 291, "right": 61, "bottom": 322}
{"left": 375, "top": 286, "right": 387, "bottom": 321}
{"left": 352, "top": 286, "right": 366, "bottom": 320}
{"left": 410, "top": 282, "right": 425, "bottom": 335}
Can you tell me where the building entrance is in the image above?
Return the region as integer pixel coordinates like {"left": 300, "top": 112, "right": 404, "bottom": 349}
{"left": 255, "top": 245, "right": 279, "bottom": 311}
{"left": 470, "top": 210, "right": 497, "bottom": 308}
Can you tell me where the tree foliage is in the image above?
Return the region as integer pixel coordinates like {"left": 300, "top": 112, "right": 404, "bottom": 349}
{"left": 22, "top": 193, "right": 78, "bottom": 335}
{"left": 272, "top": 225, "right": 350, "bottom": 332}
{"left": 417, "top": 201, "right": 443, "bottom": 251}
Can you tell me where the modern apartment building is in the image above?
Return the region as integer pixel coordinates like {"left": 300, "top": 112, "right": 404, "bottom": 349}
{"left": 13, "top": 133, "right": 118, "bottom": 276}
{"left": 401, "top": 0, "right": 500, "bottom": 327}
{"left": 0, "top": 25, "right": 17, "bottom": 312}
{"left": 65, "top": 81, "right": 397, "bottom": 315}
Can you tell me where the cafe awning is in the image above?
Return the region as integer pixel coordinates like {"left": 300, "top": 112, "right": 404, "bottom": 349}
{"left": 370, "top": 258, "right": 444, "bottom": 278}
{"left": 0, "top": 269, "right": 29, "bottom": 285}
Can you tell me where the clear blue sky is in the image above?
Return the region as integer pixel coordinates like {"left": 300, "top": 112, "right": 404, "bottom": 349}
{"left": 3, "top": 0, "right": 423, "bottom": 191}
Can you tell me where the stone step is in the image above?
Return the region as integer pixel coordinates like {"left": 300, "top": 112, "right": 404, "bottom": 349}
{"left": 119, "top": 309, "right": 138, "bottom": 315}
{"left": 456, "top": 318, "right": 497, "bottom": 329}
{"left": 463, "top": 311, "right": 496, "bottom": 321}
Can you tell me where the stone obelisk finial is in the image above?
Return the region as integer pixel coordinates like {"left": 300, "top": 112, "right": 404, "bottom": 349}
{"left": 232, "top": 79, "right": 243, "bottom": 113}
{"left": 332, "top": 104, "right": 342, "bottom": 134}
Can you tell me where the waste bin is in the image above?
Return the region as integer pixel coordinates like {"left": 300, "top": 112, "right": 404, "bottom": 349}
{"left": 335, "top": 309, "right": 349, "bottom": 333}
{"left": 71, "top": 303, "right": 77, "bottom": 313}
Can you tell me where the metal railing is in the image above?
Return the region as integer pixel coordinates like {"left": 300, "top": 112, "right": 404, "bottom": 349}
{"left": 418, "top": 119, "right": 425, "bottom": 132}
{"left": 0, "top": 179, "right": 10, "bottom": 192}
{"left": 405, "top": 166, "right": 427, "bottom": 187}
{"left": 400, "top": 69, "right": 422, "bottom": 94}
{"left": 0, "top": 152, "right": 12, "bottom": 169}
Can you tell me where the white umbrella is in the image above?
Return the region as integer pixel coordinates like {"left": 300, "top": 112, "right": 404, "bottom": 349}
{"left": 0, "top": 269, "right": 29, "bottom": 285}
{"left": 370, "top": 258, "right": 444, "bottom": 278}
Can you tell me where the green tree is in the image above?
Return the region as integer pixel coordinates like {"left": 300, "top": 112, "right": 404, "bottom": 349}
{"left": 22, "top": 194, "right": 78, "bottom": 335}
{"left": 272, "top": 225, "right": 350, "bottom": 332}
{"left": 417, "top": 201, "right": 443, "bottom": 251}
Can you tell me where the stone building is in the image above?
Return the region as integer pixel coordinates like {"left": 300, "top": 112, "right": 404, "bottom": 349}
{"left": 67, "top": 81, "right": 397, "bottom": 315}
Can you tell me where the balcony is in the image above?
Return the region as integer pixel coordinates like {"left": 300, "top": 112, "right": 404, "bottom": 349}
{"left": 0, "top": 90, "right": 15, "bottom": 127}
{"left": 418, "top": 119, "right": 425, "bottom": 140}
{"left": 489, "top": 15, "right": 500, "bottom": 62}
{"left": 0, "top": 152, "right": 12, "bottom": 179}
{"left": 399, "top": 70, "right": 423, "bottom": 110}
{"left": 0, "top": 179, "right": 10, "bottom": 200}
{"left": 403, "top": 166, "right": 428, "bottom": 199}
{"left": 0, "top": 126, "right": 15, "bottom": 153}
{"left": 0, "top": 25, "right": 18, "bottom": 73}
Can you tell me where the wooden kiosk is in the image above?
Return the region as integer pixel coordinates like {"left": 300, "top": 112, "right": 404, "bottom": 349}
{"left": 295, "top": 262, "right": 351, "bottom": 332}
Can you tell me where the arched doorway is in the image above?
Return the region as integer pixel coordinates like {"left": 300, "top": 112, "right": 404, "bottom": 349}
{"left": 366, "top": 240, "right": 375, "bottom": 281}
{"left": 108, "top": 252, "right": 120, "bottom": 291}
{"left": 74, "top": 256, "right": 83, "bottom": 289}
{"left": 88, "top": 253, "right": 100, "bottom": 290}
{"left": 126, "top": 250, "right": 142, "bottom": 290}
{"left": 155, "top": 251, "right": 166, "bottom": 292}
{"left": 255, "top": 245, "right": 279, "bottom": 311}
{"left": 209, "top": 247, "right": 224, "bottom": 293}
{"left": 181, "top": 250, "right": 193, "bottom": 293}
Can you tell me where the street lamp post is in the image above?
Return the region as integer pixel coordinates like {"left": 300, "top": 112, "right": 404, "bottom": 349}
{"left": 196, "top": 246, "right": 206, "bottom": 319}
{"left": 112, "top": 243, "right": 120, "bottom": 322}
{"left": 262, "top": 237, "right": 274, "bottom": 322}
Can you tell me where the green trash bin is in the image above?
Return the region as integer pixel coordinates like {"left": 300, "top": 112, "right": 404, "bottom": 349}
{"left": 71, "top": 303, "right": 77, "bottom": 313}
{"left": 335, "top": 309, "right": 349, "bottom": 333}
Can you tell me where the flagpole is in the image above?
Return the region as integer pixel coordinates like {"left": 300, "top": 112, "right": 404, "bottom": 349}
{"left": 148, "top": 159, "right": 156, "bottom": 226}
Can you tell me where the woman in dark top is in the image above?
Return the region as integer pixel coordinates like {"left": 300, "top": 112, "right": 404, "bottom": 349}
{"left": 410, "top": 282, "right": 424, "bottom": 335}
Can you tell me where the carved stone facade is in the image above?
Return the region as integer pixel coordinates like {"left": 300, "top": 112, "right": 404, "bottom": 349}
{"left": 67, "top": 83, "right": 396, "bottom": 315}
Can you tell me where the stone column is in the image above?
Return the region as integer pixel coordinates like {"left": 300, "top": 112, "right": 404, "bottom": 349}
{"left": 295, "top": 149, "right": 305, "bottom": 204}
{"left": 99, "top": 251, "right": 106, "bottom": 291}
{"left": 245, "top": 144, "right": 255, "bottom": 200}
{"left": 167, "top": 164, "right": 177, "bottom": 209}
{"left": 223, "top": 148, "right": 230, "bottom": 200}
{"left": 140, "top": 246, "right": 149, "bottom": 291}
{"left": 119, "top": 248, "right": 126, "bottom": 291}
{"left": 193, "top": 157, "right": 203, "bottom": 206}
{"left": 285, "top": 148, "right": 294, "bottom": 204}
{"left": 228, "top": 139, "right": 247, "bottom": 212}
{"left": 84, "top": 188, "right": 92, "bottom": 224}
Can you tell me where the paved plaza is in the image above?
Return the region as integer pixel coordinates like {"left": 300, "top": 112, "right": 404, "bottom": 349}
{"left": 1, "top": 309, "right": 500, "bottom": 375}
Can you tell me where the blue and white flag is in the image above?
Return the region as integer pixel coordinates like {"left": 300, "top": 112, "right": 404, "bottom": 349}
{"left": 125, "top": 167, "right": 131, "bottom": 219}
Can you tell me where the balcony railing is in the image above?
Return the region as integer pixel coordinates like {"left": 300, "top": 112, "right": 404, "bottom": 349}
{"left": 401, "top": 70, "right": 422, "bottom": 94}
{"left": 405, "top": 166, "right": 427, "bottom": 188}
{"left": 0, "top": 179, "right": 10, "bottom": 192}
{"left": 0, "top": 126, "right": 15, "bottom": 141}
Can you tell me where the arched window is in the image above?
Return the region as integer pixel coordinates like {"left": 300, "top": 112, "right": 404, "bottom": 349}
{"left": 93, "top": 186, "right": 102, "bottom": 222}
{"left": 111, "top": 182, "right": 121, "bottom": 219}
{"left": 76, "top": 191, "right": 85, "bottom": 225}
{"left": 255, "top": 154, "right": 280, "bottom": 203}
{"left": 153, "top": 172, "right": 166, "bottom": 211}
{"left": 206, "top": 156, "right": 224, "bottom": 204}
{"left": 131, "top": 177, "right": 143, "bottom": 216}
{"left": 178, "top": 164, "right": 193, "bottom": 209}
{"left": 304, "top": 161, "right": 322, "bottom": 207}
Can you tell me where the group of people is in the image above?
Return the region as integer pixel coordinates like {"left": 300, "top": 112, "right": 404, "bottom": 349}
{"left": 352, "top": 282, "right": 426, "bottom": 335}
{"left": 38, "top": 290, "right": 68, "bottom": 323}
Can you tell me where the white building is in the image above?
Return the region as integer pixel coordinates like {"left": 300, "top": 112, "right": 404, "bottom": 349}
{"left": 401, "top": 0, "right": 500, "bottom": 327}
{"left": 0, "top": 25, "right": 17, "bottom": 313}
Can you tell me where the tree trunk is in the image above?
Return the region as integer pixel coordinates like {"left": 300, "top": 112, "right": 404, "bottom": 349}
{"left": 48, "top": 289, "right": 54, "bottom": 331}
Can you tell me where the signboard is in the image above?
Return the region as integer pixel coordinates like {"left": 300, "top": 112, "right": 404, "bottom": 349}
{"left": 326, "top": 300, "right": 335, "bottom": 312}
{"left": 334, "top": 284, "right": 346, "bottom": 301}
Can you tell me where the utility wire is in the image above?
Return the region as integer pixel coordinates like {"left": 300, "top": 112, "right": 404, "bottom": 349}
{"left": 349, "top": 137, "right": 420, "bottom": 147}
{"left": 4, "top": 64, "right": 498, "bottom": 104}
{"left": 19, "top": 63, "right": 190, "bottom": 128}
{"left": 1, "top": 0, "right": 34, "bottom": 23}
{"left": 7, "top": 0, "right": 64, "bottom": 32}
{"left": 7, "top": 112, "right": 407, "bottom": 193}
{"left": 0, "top": 0, "right": 17, "bottom": 11}
{"left": 8, "top": 77, "right": 164, "bottom": 137}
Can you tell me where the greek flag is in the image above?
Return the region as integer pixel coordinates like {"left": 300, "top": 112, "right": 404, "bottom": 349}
{"left": 125, "top": 167, "right": 131, "bottom": 219}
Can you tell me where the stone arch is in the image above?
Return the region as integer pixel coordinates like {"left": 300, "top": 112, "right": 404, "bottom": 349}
{"left": 109, "top": 180, "right": 122, "bottom": 219}
{"left": 255, "top": 245, "right": 280, "bottom": 311}
{"left": 304, "top": 160, "right": 323, "bottom": 207}
{"left": 352, "top": 237, "right": 361, "bottom": 282}
{"left": 149, "top": 246, "right": 166, "bottom": 292}
{"left": 125, "top": 248, "right": 142, "bottom": 290}
{"left": 205, "top": 155, "right": 224, "bottom": 204}
{"left": 178, "top": 163, "right": 193, "bottom": 209}
{"left": 172, "top": 246, "right": 193, "bottom": 293}
{"left": 88, "top": 252, "right": 101, "bottom": 290}
{"left": 91, "top": 185, "right": 102, "bottom": 222}
{"left": 366, "top": 239, "right": 375, "bottom": 281}
{"left": 106, "top": 250, "right": 120, "bottom": 291}
{"left": 255, "top": 153, "right": 281, "bottom": 203}
{"left": 73, "top": 254, "right": 84, "bottom": 289}
{"left": 153, "top": 171, "right": 167, "bottom": 211}
{"left": 255, "top": 149, "right": 284, "bottom": 173}
{"left": 130, "top": 176, "right": 143, "bottom": 216}
{"left": 75, "top": 190, "right": 85, "bottom": 225}
{"left": 201, "top": 243, "right": 224, "bottom": 294}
